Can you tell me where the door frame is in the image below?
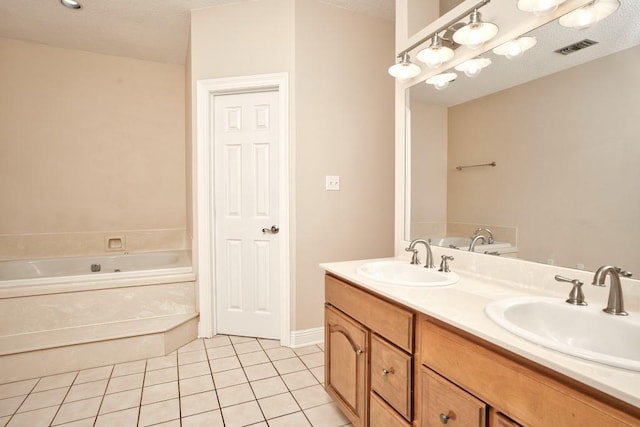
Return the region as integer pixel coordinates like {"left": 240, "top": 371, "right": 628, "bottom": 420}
{"left": 195, "top": 73, "right": 290, "bottom": 345}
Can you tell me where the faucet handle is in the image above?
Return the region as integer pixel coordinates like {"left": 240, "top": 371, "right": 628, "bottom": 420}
{"left": 555, "top": 275, "right": 587, "bottom": 306}
{"left": 439, "top": 255, "right": 454, "bottom": 273}
{"left": 405, "top": 247, "right": 420, "bottom": 265}
{"left": 619, "top": 269, "right": 633, "bottom": 278}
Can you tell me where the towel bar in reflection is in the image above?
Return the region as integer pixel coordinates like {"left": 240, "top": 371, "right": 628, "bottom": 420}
{"left": 456, "top": 161, "right": 496, "bottom": 171}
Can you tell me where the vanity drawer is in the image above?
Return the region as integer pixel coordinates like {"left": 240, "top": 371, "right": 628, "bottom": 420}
{"left": 370, "top": 392, "right": 412, "bottom": 427}
{"left": 419, "top": 316, "right": 638, "bottom": 426}
{"left": 490, "top": 410, "right": 523, "bottom": 427}
{"left": 325, "top": 275, "right": 414, "bottom": 352}
{"left": 370, "top": 334, "right": 412, "bottom": 420}
{"left": 421, "top": 366, "right": 486, "bottom": 427}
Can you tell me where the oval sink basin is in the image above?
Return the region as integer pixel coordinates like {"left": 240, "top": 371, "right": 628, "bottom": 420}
{"left": 356, "top": 261, "right": 459, "bottom": 287}
{"left": 485, "top": 297, "right": 640, "bottom": 371}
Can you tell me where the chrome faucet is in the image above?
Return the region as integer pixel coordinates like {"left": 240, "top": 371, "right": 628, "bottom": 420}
{"left": 473, "top": 228, "right": 494, "bottom": 244}
{"left": 468, "top": 235, "right": 487, "bottom": 252}
{"left": 592, "top": 266, "right": 632, "bottom": 316}
{"left": 405, "top": 238, "right": 435, "bottom": 268}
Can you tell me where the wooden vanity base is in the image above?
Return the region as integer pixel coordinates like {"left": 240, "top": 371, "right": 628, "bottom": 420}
{"left": 324, "top": 273, "right": 640, "bottom": 427}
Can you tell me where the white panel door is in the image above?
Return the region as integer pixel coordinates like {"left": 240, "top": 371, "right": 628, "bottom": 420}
{"left": 214, "top": 90, "right": 280, "bottom": 339}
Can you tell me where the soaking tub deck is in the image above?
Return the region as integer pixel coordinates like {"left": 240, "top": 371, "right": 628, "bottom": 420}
{"left": 0, "top": 250, "right": 198, "bottom": 382}
{"left": 0, "top": 250, "right": 192, "bottom": 290}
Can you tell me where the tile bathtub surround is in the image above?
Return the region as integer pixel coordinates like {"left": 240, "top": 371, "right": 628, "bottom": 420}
{"left": 0, "top": 229, "right": 187, "bottom": 261}
{"left": 0, "top": 336, "right": 351, "bottom": 427}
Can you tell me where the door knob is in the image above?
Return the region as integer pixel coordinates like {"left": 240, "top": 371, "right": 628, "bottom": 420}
{"left": 262, "top": 225, "right": 280, "bottom": 234}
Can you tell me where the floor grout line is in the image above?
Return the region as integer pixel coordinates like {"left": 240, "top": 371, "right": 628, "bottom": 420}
{"left": 0, "top": 336, "right": 339, "bottom": 427}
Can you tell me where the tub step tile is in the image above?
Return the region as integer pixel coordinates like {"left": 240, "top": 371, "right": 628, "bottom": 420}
{"left": 0, "top": 314, "right": 198, "bottom": 384}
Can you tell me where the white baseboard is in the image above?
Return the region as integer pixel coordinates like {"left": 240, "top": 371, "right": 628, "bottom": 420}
{"left": 289, "top": 327, "right": 324, "bottom": 348}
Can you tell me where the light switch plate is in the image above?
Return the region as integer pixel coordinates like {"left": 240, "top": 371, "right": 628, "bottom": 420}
{"left": 326, "top": 175, "right": 340, "bottom": 191}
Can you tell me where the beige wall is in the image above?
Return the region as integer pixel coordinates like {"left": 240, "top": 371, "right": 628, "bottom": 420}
{"left": 189, "top": 0, "right": 395, "bottom": 331}
{"left": 185, "top": 36, "right": 194, "bottom": 246}
{"left": 294, "top": 0, "right": 395, "bottom": 330}
{"left": 406, "top": 0, "right": 439, "bottom": 40}
{"left": 447, "top": 45, "right": 640, "bottom": 272}
{"left": 0, "top": 38, "right": 186, "bottom": 259}
{"left": 190, "top": 0, "right": 295, "bottom": 82}
{"left": 405, "top": 0, "right": 465, "bottom": 38}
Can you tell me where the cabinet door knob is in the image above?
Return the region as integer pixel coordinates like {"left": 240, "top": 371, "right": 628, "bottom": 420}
{"left": 382, "top": 368, "right": 394, "bottom": 376}
{"left": 439, "top": 413, "right": 450, "bottom": 424}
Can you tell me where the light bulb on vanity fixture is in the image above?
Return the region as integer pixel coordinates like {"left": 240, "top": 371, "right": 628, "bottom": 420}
{"left": 387, "top": 0, "right": 498, "bottom": 79}
{"left": 426, "top": 72, "right": 458, "bottom": 91}
{"left": 388, "top": 52, "right": 421, "bottom": 80}
{"left": 452, "top": 9, "right": 499, "bottom": 49}
{"left": 493, "top": 36, "right": 537, "bottom": 59}
{"left": 517, "top": 0, "right": 567, "bottom": 16}
{"left": 416, "top": 33, "right": 455, "bottom": 69}
{"left": 454, "top": 57, "right": 492, "bottom": 78}
{"left": 559, "top": 0, "right": 620, "bottom": 30}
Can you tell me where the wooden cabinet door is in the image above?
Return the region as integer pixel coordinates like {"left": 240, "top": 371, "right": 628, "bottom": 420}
{"left": 325, "top": 304, "right": 369, "bottom": 427}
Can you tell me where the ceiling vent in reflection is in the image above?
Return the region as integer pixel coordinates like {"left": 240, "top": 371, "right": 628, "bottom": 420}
{"left": 555, "top": 39, "right": 599, "bottom": 55}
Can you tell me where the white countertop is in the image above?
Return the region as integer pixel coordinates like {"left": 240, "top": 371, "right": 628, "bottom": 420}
{"left": 320, "top": 257, "right": 640, "bottom": 409}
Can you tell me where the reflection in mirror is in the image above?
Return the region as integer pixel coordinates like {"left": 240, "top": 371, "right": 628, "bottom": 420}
{"left": 407, "top": 1, "right": 640, "bottom": 274}
{"left": 407, "top": 0, "right": 466, "bottom": 40}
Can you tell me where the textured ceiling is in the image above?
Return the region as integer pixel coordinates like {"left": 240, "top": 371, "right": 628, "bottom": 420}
{"left": 0, "top": 0, "right": 395, "bottom": 65}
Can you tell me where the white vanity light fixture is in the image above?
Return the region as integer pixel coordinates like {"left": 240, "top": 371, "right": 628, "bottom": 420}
{"left": 493, "top": 36, "right": 537, "bottom": 59}
{"left": 454, "top": 57, "right": 492, "bottom": 78}
{"left": 389, "top": 0, "right": 493, "bottom": 79}
{"left": 517, "top": 0, "right": 567, "bottom": 16}
{"left": 60, "top": 0, "right": 81, "bottom": 9}
{"left": 388, "top": 52, "right": 421, "bottom": 80}
{"left": 558, "top": 0, "right": 620, "bottom": 30}
{"left": 426, "top": 72, "right": 458, "bottom": 90}
{"left": 416, "top": 33, "right": 455, "bottom": 69}
{"left": 452, "top": 9, "right": 499, "bottom": 49}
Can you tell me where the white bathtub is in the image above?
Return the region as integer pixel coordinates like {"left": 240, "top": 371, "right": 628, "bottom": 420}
{"left": 0, "top": 250, "right": 193, "bottom": 289}
{"left": 0, "top": 250, "right": 197, "bottom": 381}
{"left": 428, "top": 237, "right": 519, "bottom": 257}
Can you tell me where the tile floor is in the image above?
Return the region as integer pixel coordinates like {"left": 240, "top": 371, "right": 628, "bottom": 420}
{"left": 0, "top": 335, "right": 352, "bottom": 427}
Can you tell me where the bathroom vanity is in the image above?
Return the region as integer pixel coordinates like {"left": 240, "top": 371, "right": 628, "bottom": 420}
{"left": 343, "top": 0, "right": 640, "bottom": 424}
{"left": 321, "top": 258, "right": 640, "bottom": 427}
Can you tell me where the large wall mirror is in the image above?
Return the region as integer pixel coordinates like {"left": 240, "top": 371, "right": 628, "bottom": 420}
{"left": 406, "top": 1, "right": 640, "bottom": 274}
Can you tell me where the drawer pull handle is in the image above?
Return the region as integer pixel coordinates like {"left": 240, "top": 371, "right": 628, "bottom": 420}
{"left": 382, "top": 368, "right": 395, "bottom": 376}
{"left": 439, "top": 413, "right": 451, "bottom": 424}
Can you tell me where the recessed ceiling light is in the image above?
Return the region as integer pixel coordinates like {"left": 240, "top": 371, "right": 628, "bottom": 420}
{"left": 60, "top": 0, "right": 81, "bottom": 9}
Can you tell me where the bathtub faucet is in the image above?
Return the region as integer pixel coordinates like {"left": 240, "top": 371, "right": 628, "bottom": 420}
{"left": 472, "top": 228, "right": 494, "bottom": 244}
{"left": 468, "top": 235, "right": 487, "bottom": 252}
